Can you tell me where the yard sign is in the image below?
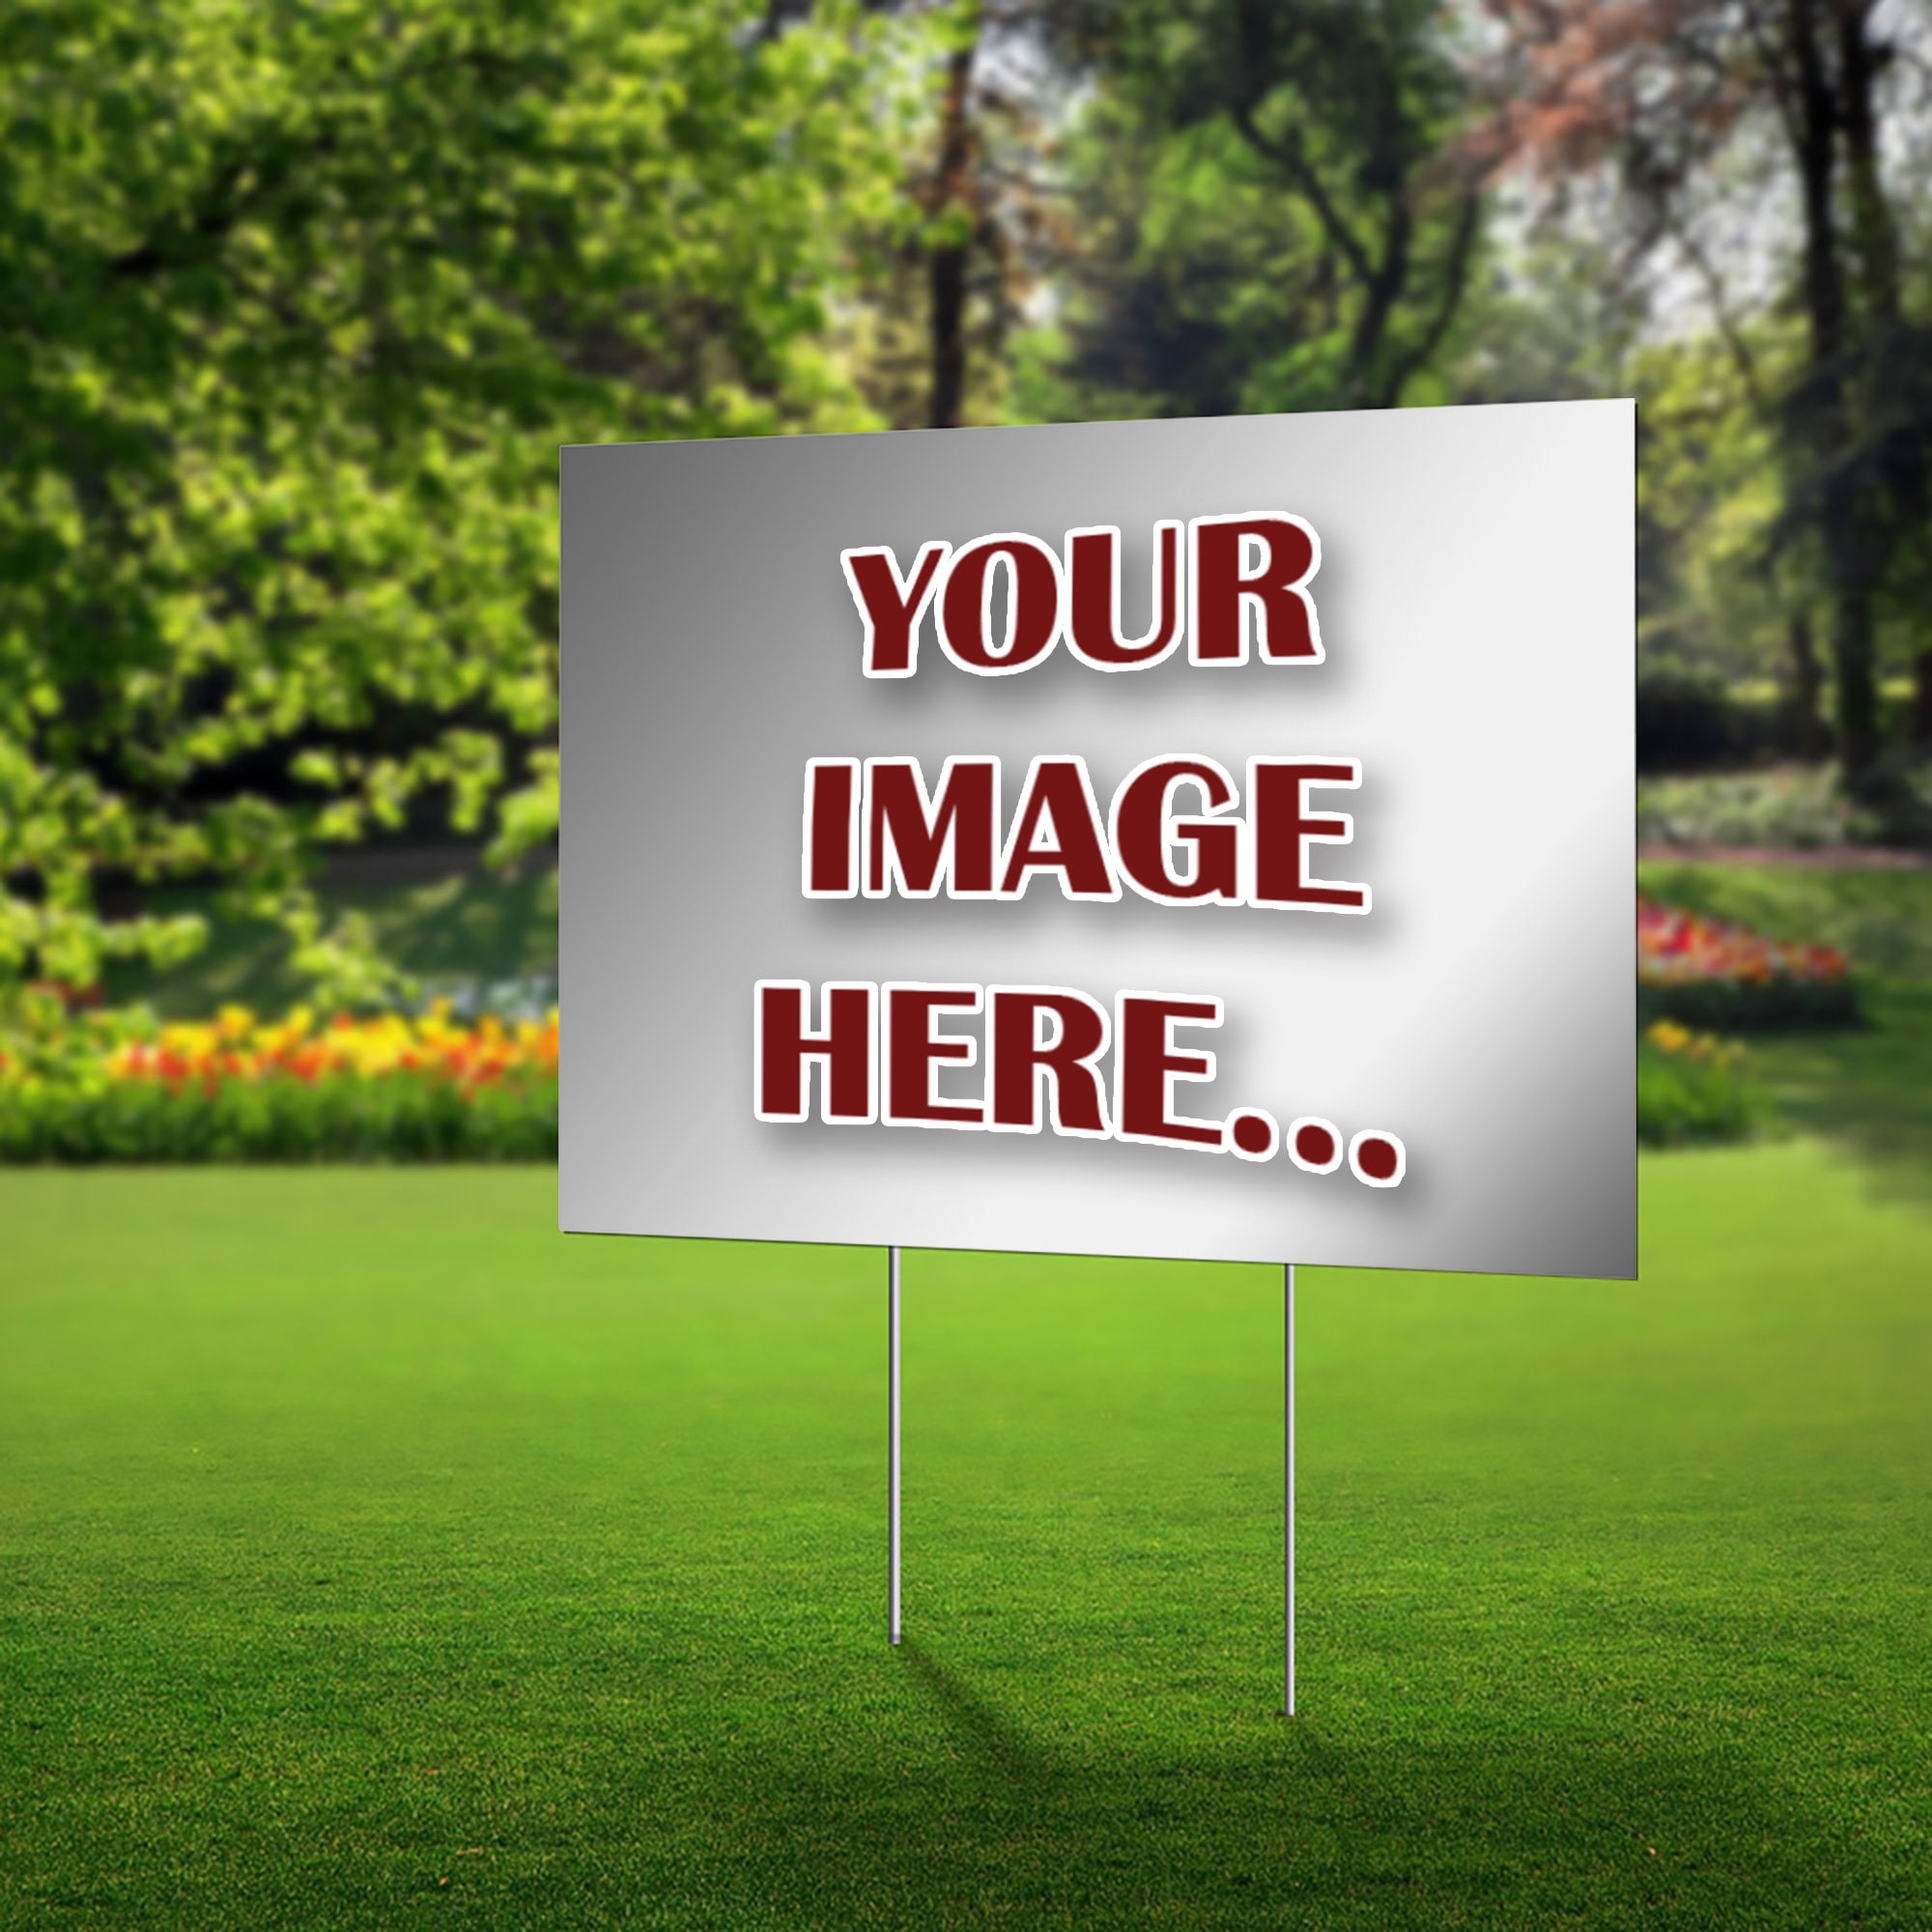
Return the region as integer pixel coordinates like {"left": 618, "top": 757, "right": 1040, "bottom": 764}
{"left": 560, "top": 402, "right": 1634, "bottom": 1280}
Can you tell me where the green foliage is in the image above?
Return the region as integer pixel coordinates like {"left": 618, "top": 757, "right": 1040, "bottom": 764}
{"left": 102, "top": 862, "right": 558, "bottom": 1018}
{"left": 1634, "top": 673, "right": 1799, "bottom": 772}
{"left": 1635, "top": 861, "right": 1932, "bottom": 984}
{"left": 1635, "top": 861, "right": 1932, "bottom": 1191}
{"left": 1035, "top": 103, "right": 1342, "bottom": 419}
{"left": 1638, "top": 975, "right": 1861, "bottom": 1034}
{"left": 1638, "top": 765, "right": 1932, "bottom": 853}
{"left": 1451, "top": 228, "right": 1644, "bottom": 408}
{"left": 1043, "top": 0, "right": 1476, "bottom": 421}
{"left": 0, "top": 988, "right": 559, "bottom": 1161}
{"left": 0, "top": 1065, "right": 556, "bottom": 1163}
{"left": 1032, "top": 0, "right": 1482, "bottom": 419}
{"left": 1633, "top": 334, "right": 1795, "bottom": 686}
{"left": 1635, "top": 1028, "right": 1768, "bottom": 1146}
{"left": 0, "top": 0, "right": 909, "bottom": 1000}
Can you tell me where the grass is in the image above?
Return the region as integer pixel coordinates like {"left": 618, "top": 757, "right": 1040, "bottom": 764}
{"left": 1638, "top": 863, "right": 1932, "bottom": 1197}
{"left": 1635, "top": 862, "right": 1932, "bottom": 981}
{"left": 4, "top": 1151, "right": 1930, "bottom": 1930}
{"left": 4, "top": 857, "right": 1924, "bottom": 1925}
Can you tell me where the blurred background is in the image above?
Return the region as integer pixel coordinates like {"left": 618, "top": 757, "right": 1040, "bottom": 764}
{"left": 1, "top": 0, "right": 1928, "bottom": 1029}
{"left": 4, "top": 11, "right": 1931, "bottom": 1926}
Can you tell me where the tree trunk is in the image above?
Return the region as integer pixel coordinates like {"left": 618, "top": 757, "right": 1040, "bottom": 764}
{"left": 1913, "top": 648, "right": 1932, "bottom": 747}
{"left": 1347, "top": 71, "right": 1411, "bottom": 407}
{"left": 1787, "top": 611, "right": 1828, "bottom": 758}
{"left": 1835, "top": 1, "right": 1899, "bottom": 320}
{"left": 1785, "top": 0, "right": 1882, "bottom": 796}
{"left": 1824, "top": 522, "right": 1883, "bottom": 785}
{"left": 928, "top": 42, "right": 975, "bottom": 430}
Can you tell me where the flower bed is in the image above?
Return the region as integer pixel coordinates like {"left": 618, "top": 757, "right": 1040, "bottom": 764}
{"left": 0, "top": 1006, "right": 556, "bottom": 1163}
{"left": 4, "top": 961, "right": 1775, "bottom": 1162}
{"left": 1636, "top": 1019, "right": 1768, "bottom": 1147}
{"left": 1637, "top": 896, "right": 1858, "bottom": 1030}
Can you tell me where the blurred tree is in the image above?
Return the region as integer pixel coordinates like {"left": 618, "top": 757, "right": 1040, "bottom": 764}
{"left": 1478, "top": 0, "right": 1932, "bottom": 794}
{"left": 1633, "top": 329, "right": 1829, "bottom": 750}
{"left": 923, "top": 2, "right": 986, "bottom": 426}
{"left": 1034, "top": 0, "right": 1485, "bottom": 417}
{"left": 1461, "top": 225, "right": 1831, "bottom": 748}
{"left": 0, "top": 0, "right": 907, "bottom": 1000}
{"left": 801, "top": 0, "right": 1066, "bottom": 429}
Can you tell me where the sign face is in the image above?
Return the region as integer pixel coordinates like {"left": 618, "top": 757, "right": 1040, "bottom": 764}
{"left": 561, "top": 403, "right": 1634, "bottom": 1278}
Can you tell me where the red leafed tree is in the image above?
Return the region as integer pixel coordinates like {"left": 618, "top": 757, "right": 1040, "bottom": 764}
{"left": 1476, "top": 0, "right": 1931, "bottom": 795}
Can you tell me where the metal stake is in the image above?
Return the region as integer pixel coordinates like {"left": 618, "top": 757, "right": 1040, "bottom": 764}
{"left": 889, "top": 1244, "right": 902, "bottom": 1645}
{"left": 1286, "top": 1261, "right": 1295, "bottom": 1717}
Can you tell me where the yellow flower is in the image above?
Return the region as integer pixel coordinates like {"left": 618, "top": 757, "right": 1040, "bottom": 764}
{"left": 1647, "top": 1019, "right": 1690, "bottom": 1055}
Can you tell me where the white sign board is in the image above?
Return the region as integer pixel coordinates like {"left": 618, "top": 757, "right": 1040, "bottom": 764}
{"left": 561, "top": 403, "right": 1634, "bottom": 1277}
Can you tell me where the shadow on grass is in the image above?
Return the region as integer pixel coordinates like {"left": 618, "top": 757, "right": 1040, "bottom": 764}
{"left": 553, "top": 1701, "right": 1916, "bottom": 1930}
{"left": 1753, "top": 980, "right": 1932, "bottom": 1203}
{"left": 8, "top": 1632, "right": 1921, "bottom": 1931}
{"left": 316, "top": 1644, "right": 1888, "bottom": 1930}
{"left": 898, "top": 1640, "right": 1047, "bottom": 1794}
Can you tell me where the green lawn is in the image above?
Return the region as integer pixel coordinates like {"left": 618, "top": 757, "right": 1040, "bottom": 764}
{"left": 9, "top": 858, "right": 1928, "bottom": 1926}
{"left": 1638, "top": 862, "right": 1932, "bottom": 1198}
{"left": 4, "top": 1151, "right": 1930, "bottom": 1929}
